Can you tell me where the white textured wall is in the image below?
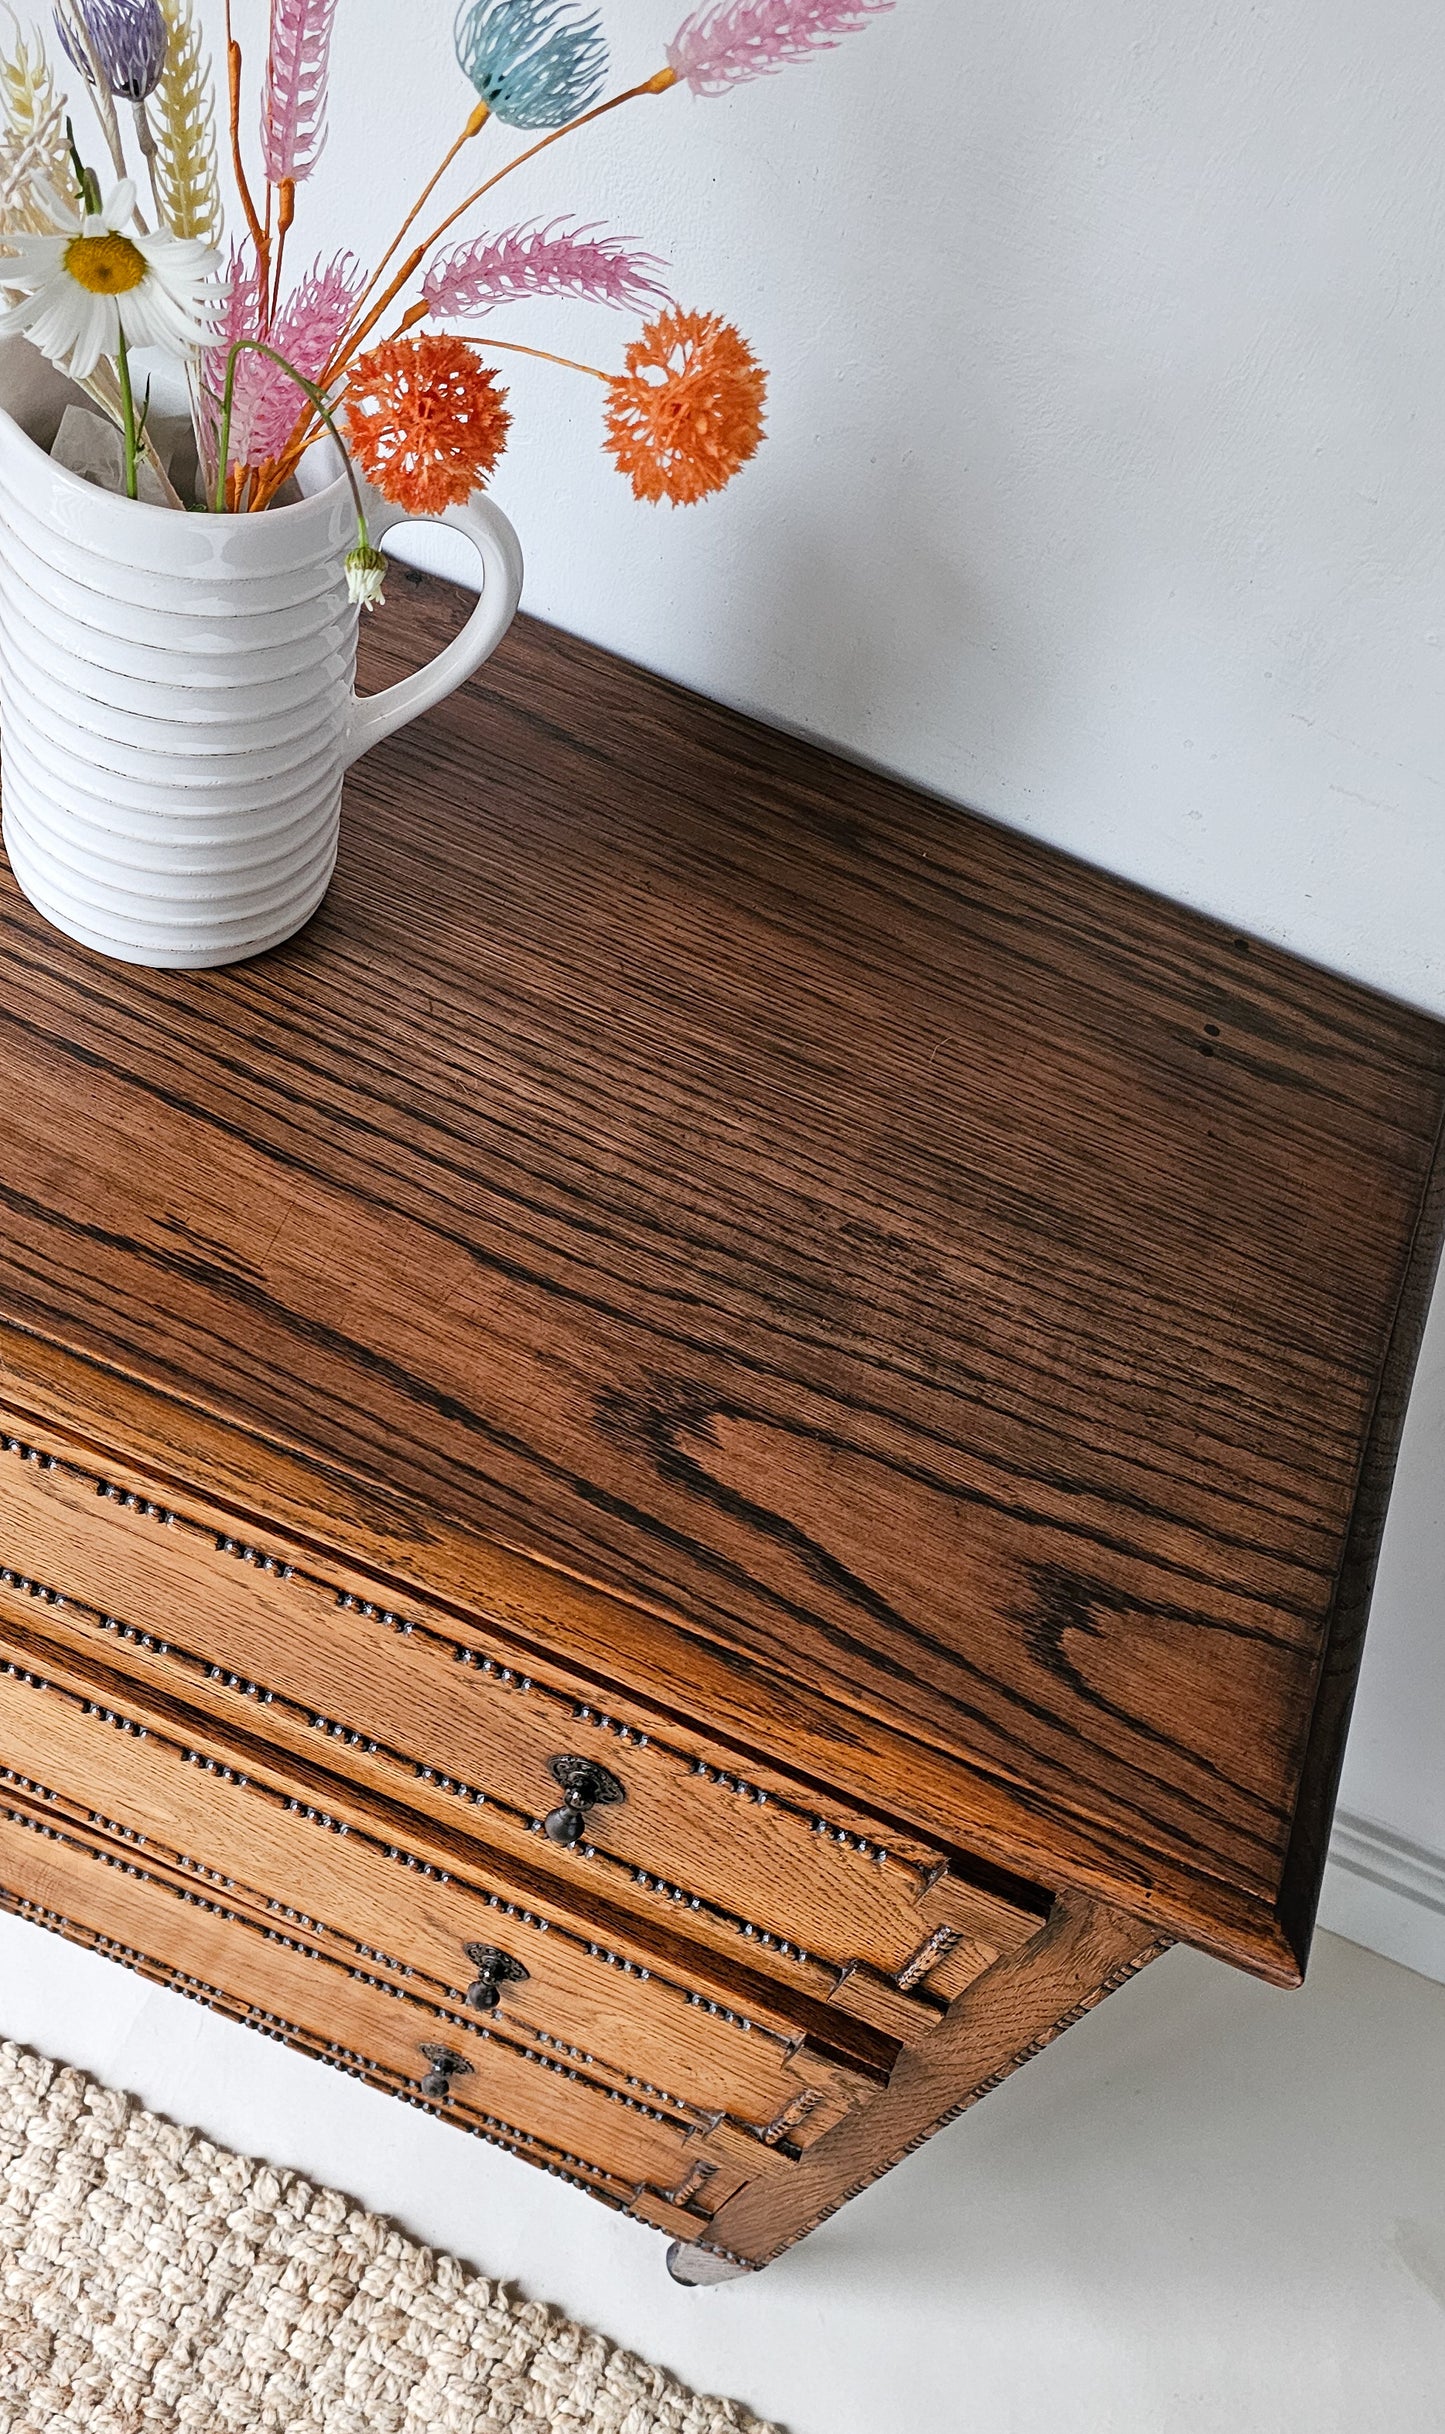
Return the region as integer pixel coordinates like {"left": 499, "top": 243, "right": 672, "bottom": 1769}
{"left": 179, "top": 0, "right": 1445, "bottom": 1880}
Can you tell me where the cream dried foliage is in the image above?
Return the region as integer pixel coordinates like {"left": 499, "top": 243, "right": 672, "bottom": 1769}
{"left": 154, "top": 0, "right": 222, "bottom": 244}
{"left": 0, "top": 2040, "right": 781, "bottom": 2434}
{"left": 0, "top": 29, "right": 68, "bottom": 236}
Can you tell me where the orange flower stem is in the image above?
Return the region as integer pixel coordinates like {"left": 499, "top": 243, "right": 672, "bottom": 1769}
{"left": 268, "top": 70, "right": 675, "bottom": 501}
{"left": 262, "top": 238, "right": 428, "bottom": 494}
{"left": 247, "top": 463, "right": 286, "bottom": 512}
{"left": 271, "top": 183, "right": 296, "bottom": 314}
{"left": 345, "top": 102, "right": 491, "bottom": 335}
{"left": 411, "top": 69, "right": 677, "bottom": 282}
{"left": 460, "top": 334, "right": 609, "bottom": 382}
{"left": 226, "top": 18, "right": 268, "bottom": 277}
{"left": 324, "top": 70, "right": 676, "bottom": 393}
{"left": 329, "top": 245, "right": 427, "bottom": 376}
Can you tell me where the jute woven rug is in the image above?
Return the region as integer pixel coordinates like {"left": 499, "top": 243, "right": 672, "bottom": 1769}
{"left": 0, "top": 2043, "right": 778, "bottom": 2434}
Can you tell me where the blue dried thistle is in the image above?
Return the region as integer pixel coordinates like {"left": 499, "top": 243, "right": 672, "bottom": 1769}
{"left": 56, "top": 0, "right": 168, "bottom": 103}
{"left": 454, "top": 0, "right": 608, "bottom": 130}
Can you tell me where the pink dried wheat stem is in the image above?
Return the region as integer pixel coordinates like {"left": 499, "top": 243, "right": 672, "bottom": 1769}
{"left": 263, "top": 0, "right": 343, "bottom": 186}
{"left": 425, "top": 221, "right": 671, "bottom": 320}
{"left": 666, "top": 0, "right": 895, "bottom": 94}
{"left": 209, "top": 249, "right": 365, "bottom": 469}
{"left": 201, "top": 245, "right": 266, "bottom": 468}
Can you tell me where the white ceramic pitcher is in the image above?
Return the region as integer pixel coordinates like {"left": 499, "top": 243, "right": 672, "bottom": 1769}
{"left": 0, "top": 335, "right": 523, "bottom": 969}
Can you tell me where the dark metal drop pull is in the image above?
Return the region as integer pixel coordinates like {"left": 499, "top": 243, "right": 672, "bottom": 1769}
{"left": 543, "top": 1753, "right": 625, "bottom": 1847}
{"left": 463, "top": 1943, "right": 529, "bottom": 2013}
{"left": 419, "top": 2043, "right": 473, "bottom": 2103}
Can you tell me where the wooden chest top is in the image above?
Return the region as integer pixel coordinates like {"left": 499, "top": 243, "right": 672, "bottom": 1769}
{"left": 0, "top": 574, "right": 1440, "bottom": 1988}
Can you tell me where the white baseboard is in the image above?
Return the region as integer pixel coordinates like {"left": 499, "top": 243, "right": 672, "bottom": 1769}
{"left": 1317, "top": 1810, "right": 1445, "bottom": 1985}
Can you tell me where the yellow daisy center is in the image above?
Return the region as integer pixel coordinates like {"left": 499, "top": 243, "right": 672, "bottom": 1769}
{"left": 64, "top": 233, "right": 147, "bottom": 297}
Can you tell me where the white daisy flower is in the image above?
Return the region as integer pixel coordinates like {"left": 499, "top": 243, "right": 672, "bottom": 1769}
{"left": 344, "top": 543, "right": 388, "bottom": 611}
{"left": 0, "top": 179, "right": 218, "bottom": 382}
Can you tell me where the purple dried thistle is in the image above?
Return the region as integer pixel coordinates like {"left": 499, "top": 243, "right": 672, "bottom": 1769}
{"left": 56, "top": 0, "right": 169, "bottom": 102}
{"left": 263, "top": 0, "right": 343, "bottom": 185}
{"left": 666, "top": 0, "right": 894, "bottom": 95}
{"left": 424, "top": 221, "right": 671, "bottom": 321}
{"left": 209, "top": 248, "right": 364, "bottom": 469}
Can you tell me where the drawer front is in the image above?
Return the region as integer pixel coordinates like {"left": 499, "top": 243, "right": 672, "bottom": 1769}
{"left": 0, "top": 1425, "right": 1050, "bottom": 2016}
{"left": 0, "top": 1796, "right": 776, "bottom": 2228}
{"left": 0, "top": 1647, "right": 894, "bottom": 2163}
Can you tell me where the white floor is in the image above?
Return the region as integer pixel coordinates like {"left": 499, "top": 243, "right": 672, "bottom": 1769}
{"left": 2, "top": 1917, "right": 1443, "bottom": 2433}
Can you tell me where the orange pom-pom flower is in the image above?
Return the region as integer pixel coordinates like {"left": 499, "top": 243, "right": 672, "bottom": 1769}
{"left": 603, "top": 307, "right": 766, "bottom": 505}
{"left": 344, "top": 333, "right": 512, "bottom": 515}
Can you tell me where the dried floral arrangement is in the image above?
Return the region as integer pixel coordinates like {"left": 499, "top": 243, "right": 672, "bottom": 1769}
{"left": 0, "top": 0, "right": 894, "bottom": 598}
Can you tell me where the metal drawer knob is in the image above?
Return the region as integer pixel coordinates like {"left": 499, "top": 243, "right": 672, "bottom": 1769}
{"left": 463, "top": 1943, "right": 529, "bottom": 2013}
{"left": 419, "top": 2044, "right": 473, "bottom": 2103}
{"left": 543, "top": 1753, "right": 625, "bottom": 1847}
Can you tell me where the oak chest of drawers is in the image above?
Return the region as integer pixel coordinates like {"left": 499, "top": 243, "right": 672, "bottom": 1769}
{"left": 0, "top": 578, "right": 1441, "bottom": 2279}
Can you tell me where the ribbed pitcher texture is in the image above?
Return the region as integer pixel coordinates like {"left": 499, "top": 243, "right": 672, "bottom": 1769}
{"left": 0, "top": 337, "right": 522, "bottom": 969}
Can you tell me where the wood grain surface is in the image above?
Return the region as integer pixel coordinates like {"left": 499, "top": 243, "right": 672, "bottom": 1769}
{"left": 0, "top": 1424, "right": 1045, "bottom": 2012}
{"left": 0, "top": 1798, "right": 763, "bottom": 2220}
{"left": 0, "top": 1779, "right": 1159, "bottom": 2262}
{"left": 0, "top": 1643, "right": 898, "bottom": 2118}
{"left": 0, "top": 572, "right": 1440, "bottom": 1983}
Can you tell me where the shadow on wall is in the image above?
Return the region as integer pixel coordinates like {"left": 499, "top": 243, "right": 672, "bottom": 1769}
{"left": 766, "top": 1933, "right": 1445, "bottom": 2320}
{"left": 726, "top": 481, "right": 1001, "bottom": 788}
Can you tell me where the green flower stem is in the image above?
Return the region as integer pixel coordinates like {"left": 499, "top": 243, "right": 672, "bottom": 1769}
{"left": 212, "top": 340, "right": 372, "bottom": 556}
{"left": 114, "top": 324, "right": 139, "bottom": 503}
{"left": 63, "top": 126, "right": 176, "bottom": 508}
{"left": 64, "top": 120, "right": 102, "bottom": 217}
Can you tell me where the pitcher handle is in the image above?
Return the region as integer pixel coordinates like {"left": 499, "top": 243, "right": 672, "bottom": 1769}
{"left": 345, "top": 492, "right": 524, "bottom": 769}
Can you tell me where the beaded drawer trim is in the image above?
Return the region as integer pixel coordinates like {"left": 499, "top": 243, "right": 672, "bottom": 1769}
{"left": 0, "top": 1878, "right": 639, "bottom": 2212}
{"left": 0, "top": 1772, "right": 705, "bottom": 2129}
{"left": 0, "top": 1426, "right": 1031, "bottom": 2018}
{"left": 0, "top": 1664, "right": 798, "bottom": 2064}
